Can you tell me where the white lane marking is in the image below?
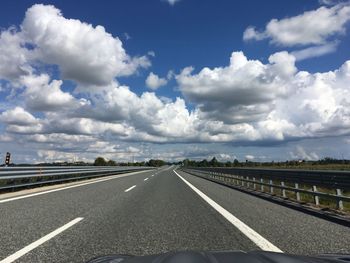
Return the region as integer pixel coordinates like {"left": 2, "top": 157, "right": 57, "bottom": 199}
{"left": 0, "top": 170, "right": 149, "bottom": 204}
{"left": 173, "top": 170, "right": 283, "bottom": 253}
{"left": 124, "top": 185, "right": 136, "bottom": 192}
{"left": 151, "top": 174, "right": 154, "bottom": 177}
{"left": 0, "top": 217, "right": 83, "bottom": 263}
{"left": 144, "top": 178, "right": 149, "bottom": 181}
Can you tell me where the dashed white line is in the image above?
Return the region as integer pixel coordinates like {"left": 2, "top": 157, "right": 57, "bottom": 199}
{"left": 0, "top": 217, "right": 84, "bottom": 263}
{"left": 173, "top": 169, "right": 283, "bottom": 253}
{"left": 124, "top": 185, "right": 136, "bottom": 192}
{"left": 151, "top": 175, "right": 154, "bottom": 177}
{"left": 144, "top": 178, "right": 149, "bottom": 181}
{"left": 0, "top": 170, "right": 147, "bottom": 204}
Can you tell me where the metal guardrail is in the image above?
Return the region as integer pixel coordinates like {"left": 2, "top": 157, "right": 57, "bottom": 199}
{"left": 0, "top": 166, "right": 153, "bottom": 191}
{"left": 182, "top": 168, "right": 350, "bottom": 211}
{"left": 186, "top": 167, "right": 350, "bottom": 189}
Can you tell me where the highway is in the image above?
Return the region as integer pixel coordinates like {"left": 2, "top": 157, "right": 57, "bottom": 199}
{"left": 0, "top": 166, "right": 350, "bottom": 262}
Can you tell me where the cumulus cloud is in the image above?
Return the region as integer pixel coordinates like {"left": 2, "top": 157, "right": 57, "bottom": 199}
{"left": 1, "top": 3, "right": 350, "bottom": 163}
{"left": 243, "top": 3, "right": 350, "bottom": 46}
{"left": 0, "top": 107, "right": 38, "bottom": 125}
{"left": 0, "top": 28, "right": 32, "bottom": 82}
{"left": 145, "top": 72, "right": 168, "bottom": 90}
{"left": 19, "top": 74, "right": 79, "bottom": 111}
{"left": 177, "top": 51, "right": 296, "bottom": 124}
{"left": 4, "top": 49, "right": 347, "bottom": 148}
{"left": 176, "top": 50, "right": 350, "bottom": 142}
{"left": 18, "top": 4, "right": 151, "bottom": 86}
{"left": 79, "top": 83, "right": 197, "bottom": 140}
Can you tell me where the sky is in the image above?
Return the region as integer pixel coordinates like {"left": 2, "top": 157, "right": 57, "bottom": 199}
{"left": 0, "top": 0, "right": 350, "bottom": 163}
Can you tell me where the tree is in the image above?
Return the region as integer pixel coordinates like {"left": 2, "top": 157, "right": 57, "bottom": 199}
{"left": 225, "top": 161, "right": 232, "bottom": 167}
{"left": 107, "top": 160, "right": 117, "bottom": 166}
{"left": 94, "top": 157, "right": 107, "bottom": 166}
{"left": 147, "top": 159, "right": 165, "bottom": 167}
{"left": 209, "top": 157, "right": 219, "bottom": 167}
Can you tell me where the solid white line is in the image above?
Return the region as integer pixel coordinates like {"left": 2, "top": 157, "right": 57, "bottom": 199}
{"left": 144, "top": 178, "right": 149, "bottom": 181}
{"left": 173, "top": 170, "right": 283, "bottom": 253}
{"left": 0, "top": 170, "right": 147, "bottom": 204}
{"left": 0, "top": 217, "right": 83, "bottom": 263}
{"left": 124, "top": 185, "right": 136, "bottom": 192}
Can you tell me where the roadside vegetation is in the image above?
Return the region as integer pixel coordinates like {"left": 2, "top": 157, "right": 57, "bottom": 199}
{"left": 182, "top": 157, "right": 350, "bottom": 171}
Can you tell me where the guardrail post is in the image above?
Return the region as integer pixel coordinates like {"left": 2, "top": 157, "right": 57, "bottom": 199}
{"left": 253, "top": 177, "right": 256, "bottom": 190}
{"left": 336, "top": 189, "right": 344, "bottom": 210}
{"left": 260, "top": 178, "right": 264, "bottom": 192}
{"left": 246, "top": 176, "right": 250, "bottom": 188}
{"left": 241, "top": 176, "right": 244, "bottom": 187}
{"left": 295, "top": 183, "right": 301, "bottom": 201}
{"left": 281, "top": 181, "right": 286, "bottom": 198}
{"left": 270, "top": 179, "right": 274, "bottom": 194}
{"left": 312, "top": 185, "right": 320, "bottom": 206}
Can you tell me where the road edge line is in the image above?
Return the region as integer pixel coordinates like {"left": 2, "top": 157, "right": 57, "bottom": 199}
{"left": 174, "top": 169, "right": 283, "bottom": 253}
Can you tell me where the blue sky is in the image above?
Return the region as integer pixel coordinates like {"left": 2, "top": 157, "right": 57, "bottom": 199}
{"left": 0, "top": 0, "right": 350, "bottom": 163}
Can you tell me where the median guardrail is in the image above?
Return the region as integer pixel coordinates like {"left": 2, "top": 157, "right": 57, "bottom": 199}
{"left": 0, "top": 166, "right": 154, "bottom": 191}
{"left": 182, "top": 167, "right": 350, "bottom": 211}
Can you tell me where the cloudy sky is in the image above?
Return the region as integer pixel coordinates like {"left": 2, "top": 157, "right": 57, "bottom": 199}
{"left": 0, "top": 0, "right": 350, "bottom": 163}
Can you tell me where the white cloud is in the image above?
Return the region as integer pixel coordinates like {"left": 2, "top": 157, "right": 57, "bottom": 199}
{"left": 176, "top": 50, "right": 350, "bottom": 142}
{"left": 148, "top": 51, "right": 156, "bottom": 57}
{"left": 21, "top": 4, "right": 150, "bottom": 86}
{"left": 319, "top": 0, "right": 342, "bottom": 6}
{"left": 145, "top": 72, "right": 168, "bottom": 90}
{"left": 245, "top": 154, "right": 255, "bottom": 160}
{"left": 0, "top": 134, "right": 13, "bottom": 142}
{"left": 243, "top": 26, "right": 267, "bottom": 41}
{"left": 176, "top": 51, "right": 296, "bottom": 124}
{"left": 0, "top": 28, "right": 32, "bottom": 82}
{"left": 6, "top": 123, "right": 43, "bottom": 134}
{"left": 124, "top": 32, "right": 131, "bottom": 40}
{"left": 0, "top": 107, "right": 38, "bottom": 125}
{"left": 291, "top": 42, "right": 338, "bottom": 61}
{"left": 20, "top": 74, "right": 78, "bottom": 111}
{"left": 289, "top": 146, "right": 319, "bottom": 160}
{"left": 163, "top": 0, "right": 181, "bottom": 6}
{"left": 1, "top": 4, "right": 350, "bottom": 163}
{"left": 167, "top": 70, "right": 175, "bottom": 79}
{"left": 81, "top": 83, "right": 197, "bottom": 139}
{"left": 243, "top": 3, "right": 350, "bottom": 46}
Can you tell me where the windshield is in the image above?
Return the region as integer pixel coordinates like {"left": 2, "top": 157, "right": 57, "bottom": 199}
{"left": 0, "top": 0, "right": 349, "bottom": 262}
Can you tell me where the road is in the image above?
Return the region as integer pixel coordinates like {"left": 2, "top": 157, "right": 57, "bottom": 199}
{"left": 0, "top": 166, "right": 349, "bottom": 262}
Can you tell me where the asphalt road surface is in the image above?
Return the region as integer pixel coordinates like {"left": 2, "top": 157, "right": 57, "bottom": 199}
{"left": 0, "top": 166, "right": 349, "bottom": 262}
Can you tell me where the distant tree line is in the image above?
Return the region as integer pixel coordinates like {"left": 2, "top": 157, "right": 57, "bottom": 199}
{"left": 182, "top": 157, "right": 240, "bottom": 167}
{"left": 93, "top": 157, "right": 166, "bottom": 167}
{"left": 2, "top": 156, "right": 349, "bottom": 168}
{"left": 181, "top": 157, "right": 350, "bottom": 168}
